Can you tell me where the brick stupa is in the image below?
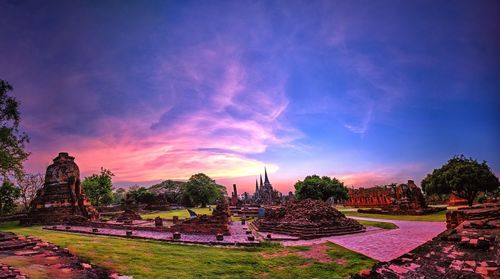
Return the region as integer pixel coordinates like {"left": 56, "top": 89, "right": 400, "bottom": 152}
{"left": 21, "top": 152, "right": 99, "bottom": 225}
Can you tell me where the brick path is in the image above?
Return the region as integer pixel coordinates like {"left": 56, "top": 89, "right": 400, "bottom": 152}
{"left": 45, "top": 222, "right": 258, "bottom": 246}
{"left": 282, "top": 217, "right": 447, "bottom": 262}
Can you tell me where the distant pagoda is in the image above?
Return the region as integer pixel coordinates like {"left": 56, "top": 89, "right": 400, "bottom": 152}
{"left": 253, "top": 167, "right": 280, "bottom": 205}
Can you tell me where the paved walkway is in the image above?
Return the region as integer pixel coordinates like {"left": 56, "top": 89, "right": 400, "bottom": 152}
{"left": 44, "top": 222, "right": 258, "bottom": 246}
{"left": 282, "top": 217, "right": 447, "bottom": 262}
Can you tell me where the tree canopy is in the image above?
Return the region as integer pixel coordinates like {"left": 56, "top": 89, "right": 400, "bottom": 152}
{"left": 184, "top": 173, "right": 225, "bottom": 207}
{"left": 17, "top": 173, "right": 44, "bottom": 211}
{"left": 149, "top": 180, "right": 187, "bottom": 204}
{"left": 127, "top": 186, "right": 156, "bottom": 205}
{"left": 0, "top": 180, "right": 20, "bottom": 215}
{"left": 294, "top": 175, "right": 349, "bottom": 202}
{"left": 421, "top": 155, "right": 499, "bottom": 206}
{"left": 82, "top": 167, "right": 114, "bottom": 207}
{"left": 0, "top": 80, "right": 30, "bottom": 180}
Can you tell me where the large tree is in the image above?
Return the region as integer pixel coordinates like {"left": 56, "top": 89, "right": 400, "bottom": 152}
{"left": 148, "top": 180, "right": 187, "bottom": 204}
{"left": 17, "top": 173, "right": 44, "bottom": 211}
{"left": 294, "top": 175, "right": 349, "bottom": 202}
{"left": 184, "top": 173, "right": 225, "bottom": 207}
{"left": 421, "top": 155, "right": 499, "bottom": 206}
{"left": 0, "top": 80, "right": 30, "bottom": 180}
{"left": 82, "top": 167, "right": 114, "bottom": 207}
{"left": 127, "top": 186, "right": 156, "bottom": 204}
{"left": 0, "top": 180, "right": 20, "bottom": 215}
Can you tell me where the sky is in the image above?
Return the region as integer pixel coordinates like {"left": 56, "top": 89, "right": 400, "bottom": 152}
{"left": 0, "top": 0, "right": 499, "bottom": 193}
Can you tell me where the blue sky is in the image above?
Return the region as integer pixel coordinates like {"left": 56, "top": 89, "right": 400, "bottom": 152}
{"left": 0, "top": 0, "right": 498, "bottom": 192}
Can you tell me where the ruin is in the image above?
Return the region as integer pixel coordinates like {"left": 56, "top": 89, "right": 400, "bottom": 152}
{"left": 252, "top": 199, "right": 365, "bottom": 239}
{"left": 0, "top": 231, "right": 120, "bottom": 278}
{"left": 111, "top": 197, "right": 142, "bottom": 222}
{"left": 20, "top": 152, "right": 99, "bottom": 225}
{"left": 346, "top": 180, "right": 445, "bottom": 215}
{"left": 252, "top": 168, "right": 281, "bottom": 205}
{"left": 170, "top": 199, "right": 231, "bottom": 235}
{"left": 354, "top": 203, "right": 500, "bottom": 278}
{"left": 447, "top": 192, "right": 469, "bottom": 206}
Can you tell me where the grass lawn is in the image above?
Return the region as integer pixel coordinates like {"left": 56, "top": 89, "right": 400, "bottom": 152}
{"left": 342, "top": 210, "right": 447, "bottom": 222}
{"left": 0, "top": 222, "right": 375, "bottom": 279}
{"left": 140, "top": 207, "right": 212, "bottom": 219}
{"left": 357, "top": 220, "right": 398, "bottom": 230}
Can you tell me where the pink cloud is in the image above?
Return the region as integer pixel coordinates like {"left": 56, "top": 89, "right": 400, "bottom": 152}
{"left": 23, "top": 39, "right": 299, "bottom": 191}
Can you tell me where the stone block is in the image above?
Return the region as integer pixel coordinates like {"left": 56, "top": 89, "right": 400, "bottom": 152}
{"left": 173, "top": 232, "right": 181, "bottom": 240}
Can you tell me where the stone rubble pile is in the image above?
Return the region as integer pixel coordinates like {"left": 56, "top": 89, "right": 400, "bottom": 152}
{"left": 353, "top": 203, "right": 500, "bottom": 279}
{"left": 253, "top": 199, "right": 365, "bottom": 239}
{"left": 0, "top": 231, "right": 128, "bottom": 278}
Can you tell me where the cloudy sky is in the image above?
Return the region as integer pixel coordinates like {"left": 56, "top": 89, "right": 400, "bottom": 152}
{"left": 1, "top": 0, "right": 499, "bottom": 193}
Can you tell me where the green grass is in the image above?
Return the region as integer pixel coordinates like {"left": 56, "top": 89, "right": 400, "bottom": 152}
{"left": 140, "top": 207, "right": 213, "bottom": 219}
{"left": 0, "top": 222, "right": 375, "bottom": 279}
{"left": 357, "top": 220, "right": 398, "bottom": 230}
{"left": 343, "top": 210, "right": 447, "bottom": 222}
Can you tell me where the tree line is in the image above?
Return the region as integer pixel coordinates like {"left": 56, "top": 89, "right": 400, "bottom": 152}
{"left": 81, "top": 170, "right": 227, "bottom": 208}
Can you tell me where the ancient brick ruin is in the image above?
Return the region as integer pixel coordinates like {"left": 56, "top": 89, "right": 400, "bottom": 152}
{"left": 447, "top": 192, "right": 469, "bottom": 206}
{"left": 253, "top": 199, "right": 365, "bottom": 239}
{"left": 0, "top": 231, "right": 120, "bottom": 278}
{"left": 21, "top": 152, "right": 99, "bottom": 225}
{"left": 346, "top": 180, "right": 444, "bottom": 215}
{"left": 354, "top": 203, "right": 500, "bottom": 279}
{"left": 170, "top": 199, "right": 231, "bottom": 235}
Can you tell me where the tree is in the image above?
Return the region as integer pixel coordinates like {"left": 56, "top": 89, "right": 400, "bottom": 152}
{"left": 112, "top": 188, "right": 127, "bottom": 205}
{"left": 184, "top": 173, "right": 225, "bottom": 207}
{"left": 82, "top": 167, "right": 114, "bottom": 207}
{"left": 294, "top": 175, "right": 349, "bottom": 202}
{"left": 127, "top": 187, "right": 155, "bottom": 204}
{"left": 421, "top": 155, "right": 499, "bottom": 206}
{"left": 148, "top": 180, "right": 187, "bottom": 204}
{"left": 0, "top": 80, "right": 30, "bottom": 180}
{"left": 17, "top": 173, "right": 44, "bottom": 211}
{"left": 0, "top": 180, "right": 20, "bottom": 215}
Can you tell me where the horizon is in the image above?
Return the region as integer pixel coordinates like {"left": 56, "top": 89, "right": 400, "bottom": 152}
{"left": 1, "top": 1, "right": 499, "bottom": 194}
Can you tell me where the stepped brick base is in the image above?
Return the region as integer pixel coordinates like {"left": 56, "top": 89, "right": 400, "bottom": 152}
{"left": 253, "top": 199, "right": 365, "bottom": 239}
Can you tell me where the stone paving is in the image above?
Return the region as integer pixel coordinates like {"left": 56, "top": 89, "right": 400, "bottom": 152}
{"left": 282, "top": 217, "right": 447, "bottom": 262}
{"left": 45, "top": 222, "right": 259, "bottom": 246}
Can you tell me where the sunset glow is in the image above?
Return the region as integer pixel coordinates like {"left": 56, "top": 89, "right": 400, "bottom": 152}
{"left": 1, "top": 1, "right": 498, "bottom": 194}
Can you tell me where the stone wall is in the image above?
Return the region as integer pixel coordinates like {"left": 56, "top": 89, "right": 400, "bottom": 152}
{"left": 346, "top": 180, "right": 431, "bottom": 214}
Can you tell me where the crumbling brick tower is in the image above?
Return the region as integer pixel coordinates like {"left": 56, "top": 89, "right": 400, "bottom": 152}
{"left": 21, "top": 152, "right": 99, "bottom": 225}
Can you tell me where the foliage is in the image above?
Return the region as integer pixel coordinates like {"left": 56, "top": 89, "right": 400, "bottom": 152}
{"left": 148, "top": 180, "right": 186, "bottom": 204}
{"left": 0, "top": 80, "right": 30, "bottom": 180}
{"left": 127, "top": 187, "right": 156, "bottom": 204}
{"left": 184, "top": 173, "right": 225, "bottom": 207}
{"left": 421, "top": 155, "right": 499, "bottom": 206}
{"left": 112, "top": 188, "right": 127, "bottom": 205}
{"left": 0, "top": 180, "right": 20, "bottom": 215}
{"left": 82, "top": 167, "right": 114, "bottom": 207}
{"left": 294, "top": 175, "right": 349, "bottom": 202}
{"left": 17, "top": 173, "right": 44, "bottom": 211}
{"left": 0, "top": 222, "right": 375, "bottom": 279}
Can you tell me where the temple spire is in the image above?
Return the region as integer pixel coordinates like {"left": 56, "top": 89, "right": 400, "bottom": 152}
{"left": 255, "top": 179, "right": 259, "bottom": 192}
{"left": 259, "top": 174, "right": 263, "bottom": 187}
{"left": 264, "top": 167, "right": 270, "bottom": 184}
